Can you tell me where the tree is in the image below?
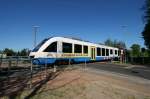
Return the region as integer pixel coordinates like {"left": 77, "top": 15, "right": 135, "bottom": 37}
{"left": 3, "top": 48, "right": 16, "bottom": 56}
{"left": 104, "top": 38, "right": 114, "bottom": 47}
{"left": 19, "top": 49, "right": 29, "bottom": 56}
{"left": 115, "top": 41, "right": 126, "bottom": 49}
{"left": 142, "top": 23, "right": 150, "bottom": 49}
{"left": 141, "top": 47, "right": 150, "bottom": 57}
{"left": 142, "top": 0, "right": 150, "bottom": 49}
{"left": 130, "top": 44, "right": 141, "bottom": 57}
{"left": 104, "top": 39, "right": 126, "bottom": 49}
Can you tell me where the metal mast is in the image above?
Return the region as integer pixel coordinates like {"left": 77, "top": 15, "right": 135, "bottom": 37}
{"left": 33, "top": 26, "right": 40, "bottom": 47}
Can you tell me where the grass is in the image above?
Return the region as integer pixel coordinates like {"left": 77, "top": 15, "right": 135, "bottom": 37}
{"left": 144, "top": 97, "right": 150, "bottom": 99}
{"left": 1, "top": 66, "right": 150, "bottom": 99}
{"left": 21, "top": 82, "right": 86, "bottom": 99}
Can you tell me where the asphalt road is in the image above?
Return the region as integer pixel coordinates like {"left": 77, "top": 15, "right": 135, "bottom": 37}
{"left": 84, "top": 62, "right": 150, "bottom": 80}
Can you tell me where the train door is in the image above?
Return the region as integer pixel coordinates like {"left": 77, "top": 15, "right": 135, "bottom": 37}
{"left": 91, "top": 47, "right": 96, "bottom": 60}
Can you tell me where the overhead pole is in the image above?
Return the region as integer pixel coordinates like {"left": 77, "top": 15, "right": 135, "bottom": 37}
{"left": 33, "top": 26, "right": 40, "bottom": 47}
{"left": 121, "top": 25, "right": 128, "bottom": 63}
{"left": 30, "top": 25, "right": 39, "bottom": 88}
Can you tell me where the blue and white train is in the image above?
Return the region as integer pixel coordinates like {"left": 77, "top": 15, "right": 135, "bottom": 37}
{"left": 29, "top": 37, "right": 121, "bottom": 65}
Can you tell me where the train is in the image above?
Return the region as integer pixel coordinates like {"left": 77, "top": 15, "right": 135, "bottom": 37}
{"left": 29, "top": 37, "right": 122, "bottom": 65}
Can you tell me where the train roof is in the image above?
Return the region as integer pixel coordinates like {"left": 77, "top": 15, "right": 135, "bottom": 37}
{"left": 45, "top": 36, "right": 118, "bottom": 49}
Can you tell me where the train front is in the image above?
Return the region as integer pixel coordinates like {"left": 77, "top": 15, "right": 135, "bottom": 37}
{"left": 29, "top": 38, "right": 50, "bottom": 65}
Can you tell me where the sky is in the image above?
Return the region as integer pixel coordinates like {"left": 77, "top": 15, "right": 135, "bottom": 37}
{"left": 0, "top": 0, "right": 145, "bottom": 50}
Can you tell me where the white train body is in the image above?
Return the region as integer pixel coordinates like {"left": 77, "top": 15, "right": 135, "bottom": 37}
{"left": 30, "top": 37, "right": 120, "bottom": 65}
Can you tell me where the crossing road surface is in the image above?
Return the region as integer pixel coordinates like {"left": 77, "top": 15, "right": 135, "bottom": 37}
{"left": 82, "top": 62, "right": 150, "bottom": 80}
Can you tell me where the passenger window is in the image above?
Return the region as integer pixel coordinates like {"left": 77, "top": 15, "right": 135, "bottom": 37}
{"left": 44, "top": 42, "right": 57, "bottom": 52}
{"left": 97, "top": 47, "right": 101, "bottom": 56}
{"left": 106, "top": 49, "right": 109, "bottom": 56}
{"left": 62, "top": 42, "right": 72, "bottom": 53}
{"left": 74, "top": 44, "right": 82, "bottom": 53}
{"left": 102, "top": 48, "right": 105, "bottom": 56}
{"left": 83, "top": 46, "right": 88, "bottom": 54}
{"left": 115, "top": 50, "right": 118, "bottom": 55}
{"left": 110, "top": 49, "right": 113, "bottom": 54}
{"left": 118, "top": 50, "right": 120, "bottom": 56}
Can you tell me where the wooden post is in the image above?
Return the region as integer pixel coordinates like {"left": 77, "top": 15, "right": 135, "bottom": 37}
{"left": 84, "top": 59, "right": 87, "bottom": 70}
{"left": 7, "top": 57, "right": 12, "bottom": 82}
{"left": 0, "top": 54, "right": 2, "bottom": 71}
{"left": 45, "top": 58, "right": 47, "bottom": 78}
{"left": 8, "top": 57, "right": 11, "bottom": 73}
{"left": 30, "top": 59, "right": 33, "bottom": 88}
{"left": 16, "top": 57, "right": 18, "bottom": 67}
{"left": 53, "top": 65, "right": 56, "bottom": 72}
{"left": 69, "top": 58, "right": 71, "bottom": 66}
{"left": 142, "top": 53, "right": 144, "bottom": 64}
{"left": 85, "top": 59, "right": 86, "bottom": 68}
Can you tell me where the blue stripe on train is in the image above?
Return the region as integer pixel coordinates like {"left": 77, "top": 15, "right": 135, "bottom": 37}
{"left": 73, "top": 57, "right": 91, "bottom": 62}
{"left": 96, "top": 57, "right": 105, "bottom": 61}
{"left": 32, "top": 58, "right": 56, "bottom": 65}
{"left": 32, "top": 57, "right": 107, "bottom": 65}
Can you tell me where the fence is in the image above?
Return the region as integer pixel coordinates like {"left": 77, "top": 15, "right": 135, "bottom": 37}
{"left": 0, "top": 56, "right": 59, "bottom": 97}
{"left": 0, "top": 56, "right": 31, "bottom": 68}
{"left": 127, "top": 57, "right": 150, "bottom": 65}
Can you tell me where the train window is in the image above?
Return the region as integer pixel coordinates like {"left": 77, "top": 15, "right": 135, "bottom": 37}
{"left": 97, "top": 47, "right": 101, "bottom": 56}
{"left": 62, "top": 42, "right": 72, "bottom": 53}
{"left": 118, "top": 50, "right": 120, "bottom": 56}
{"left": 74, "top": 44, "right": 82, "bottom": 53}
{"left": 83, "top": 46, "right": 88, "bottom": 54}
{"left": 44, "top": 42, "right": 57, "bottom": 52}
{"left": 32, "top": 38, "right": 49, "bottom": 52}
{"left": 115, "top": 50, "right": 117, "bottom": 55}
{"left": 106, "top": 49, "right": 109, "bottom": 56}
{"left": 102, "top": 48, "right": 105, "bottom": 56}
{"left": 110, "top": 49, "right": 113, "bottom": 54}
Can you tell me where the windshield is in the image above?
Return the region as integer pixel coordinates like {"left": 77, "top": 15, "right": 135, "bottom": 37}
{"left": 32, "top": 38, "right": 49, "bottom": 52}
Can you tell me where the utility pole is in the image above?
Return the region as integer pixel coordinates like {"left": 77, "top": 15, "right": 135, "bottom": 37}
{"left": 33, "top": 26, "right": 40, "bottom": 47}
{"left": 121, "top": 25, "right": 128, "bottom": 63}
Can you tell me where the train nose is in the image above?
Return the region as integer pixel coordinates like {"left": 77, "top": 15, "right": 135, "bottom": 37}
{"left": 29, "top": 52, "right": 36, "bottom": 58}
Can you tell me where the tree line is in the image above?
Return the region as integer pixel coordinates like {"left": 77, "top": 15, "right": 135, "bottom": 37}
{"left": 104, "top": 39, "right": 150, "bottom": 57}
{"left": 0, "top": 48, "right": 30, "bottom": 56}
{"left": 104, "top": 38, "right": 126, "bottom": 49}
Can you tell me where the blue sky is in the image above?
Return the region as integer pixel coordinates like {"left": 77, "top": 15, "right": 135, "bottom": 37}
{"left": 0, "top": 0, "right": 145, "bottom": 50}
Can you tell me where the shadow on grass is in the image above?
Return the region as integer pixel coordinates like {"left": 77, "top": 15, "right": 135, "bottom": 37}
{"left": 0, "top": 66, "right": 61, "bottom": 99}
{"left": 24, "top": 71, "right": 60, "bottom": 99}
{"left": 0, "top": 66, "right": 31, "bottom": 97}
{"left": 0, "top": 64, "right": 80, "bottom": 99}
{"left": 38, "top": 76, "right": 81, "bottom": 95}
{"left": 24, "top": 65, "right": 80, "bottom": 99}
